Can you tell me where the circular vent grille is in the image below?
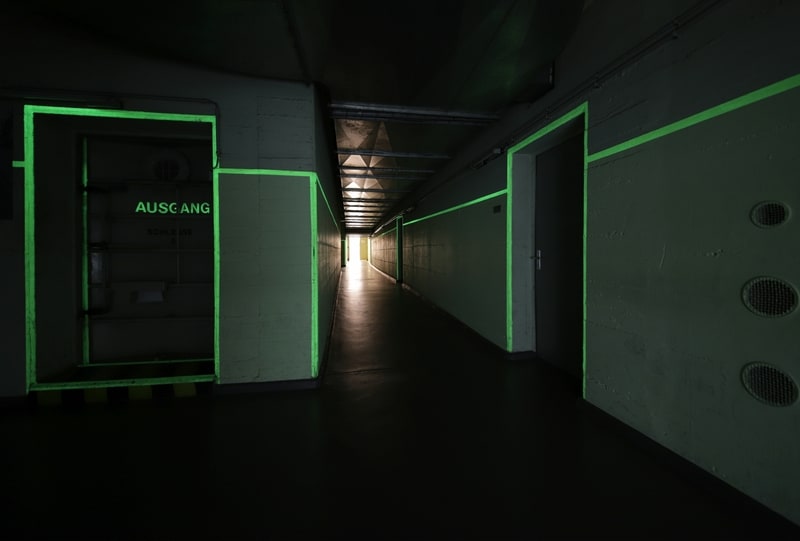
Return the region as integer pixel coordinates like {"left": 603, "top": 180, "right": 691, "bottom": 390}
{"left": 742, "top": 363, "right": 798, "bottom": 407}
{"left": 742, "top": 277, "right": 798, "bottom": 317}
{"left": 153, "top": 159, "right": 182, "bottom": 181}
{"left": 143, "top": 149, "right": 190, "bottom": 181}
{"left": 751, "top": 201, "right": 789, "bottom": 228}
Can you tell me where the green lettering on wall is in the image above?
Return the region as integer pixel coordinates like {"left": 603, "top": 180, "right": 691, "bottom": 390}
{"left": 134, "top": 201, "right": 211, "bottom": 214}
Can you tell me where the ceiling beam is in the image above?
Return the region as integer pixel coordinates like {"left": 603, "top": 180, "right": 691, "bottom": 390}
{"left": 342, "top": 188, "right": 411, "bottom": 194}
{"left": 342, "top": 197, "right": 401, "bottom": 203}
{"left": 337, "top": 149, "right": 450, "bottom": 160}
{"left": 339, "top": 166, "right": 436, "bottom": 174}
{"left": 339, "top": 173, "right": 425, "bottom": 181}
{"left": 330, "top": 101, "right": 498, "bottom": 126}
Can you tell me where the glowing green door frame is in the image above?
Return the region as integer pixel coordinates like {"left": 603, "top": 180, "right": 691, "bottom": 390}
{"left": 506, "top": 102, "right": 589, "bottom": 397}
{"left": 501, "top": 71, "right": 800, "bottom": 400}
{"left": 22, "top": 105, "right": 218, "bottom": 392}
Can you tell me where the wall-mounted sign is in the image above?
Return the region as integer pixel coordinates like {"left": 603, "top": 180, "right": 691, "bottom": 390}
{"left": 135, "top": 201, "right": 211, "bottom": 215}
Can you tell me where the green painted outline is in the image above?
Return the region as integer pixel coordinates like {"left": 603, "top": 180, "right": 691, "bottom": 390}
{"left": 212, "top": 169, "right": 221, "bottom": 381}
{"left": 312, "top": 173, "right": 339, "bottom": 376}
{"left": 402, "top": 189, "right": 507, "bottom": 228}
{"left": 30, "top": 374, "right": 215, "bottom": 391}
{"left": 85, "top": 358, "right": 213, "bottom": 367}
{"left": 81, "top": 138, "right": 90, "bottom": 365}
{"left": 506, "top": 103, "right": 588, "bottom": 353}
{"left": 505, "top": 158, "right": 513, "bottom": 352}
{"left": 310, "top": 175, "right": 320, "bottom": 378}
{"left": 314, "top": 173, "right": 341, "bottom": 235}
{"left": 587, "top": 72, "right": 800, "bottom": 163}
{"left": 23, "top": 107, "right": 35, "bottom": 390}
{"left": 216, "top": 167, "right": 324, "bottom": 379}
{"left": 216, "top": 167, "right": 310, "bottom": 177}
{"left": 23, "top": 105, "right": 217, "bottom": 392}
{"left": 25, "top": 105, "right": 215, "bottom": 123}
{"left": 374, "top": 226, "right": 396, "bottom": 238}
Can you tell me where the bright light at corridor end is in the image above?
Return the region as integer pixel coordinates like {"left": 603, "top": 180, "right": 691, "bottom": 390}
{"left": 348, "top": 234, "right": 361, "bottom": 262}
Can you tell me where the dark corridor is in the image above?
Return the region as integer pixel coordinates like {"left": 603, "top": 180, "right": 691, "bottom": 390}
{"left": 1, "top": 262, "right": 797, "bottom": 540}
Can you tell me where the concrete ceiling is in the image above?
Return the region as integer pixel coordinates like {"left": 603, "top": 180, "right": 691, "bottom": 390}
{"left": 10, "top": 0, "right": 586, "bottom": 233}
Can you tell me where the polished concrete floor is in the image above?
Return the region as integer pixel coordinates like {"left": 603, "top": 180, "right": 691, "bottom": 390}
{"left": 1, "top": 261, "right": 798, "bottom": 540}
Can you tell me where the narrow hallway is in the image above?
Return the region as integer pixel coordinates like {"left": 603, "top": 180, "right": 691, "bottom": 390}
{"left": 0, "top": 262, "right": 797, "bottom": 540}
{"left": 309, "top": 262, "right": 797, "bottom": 539}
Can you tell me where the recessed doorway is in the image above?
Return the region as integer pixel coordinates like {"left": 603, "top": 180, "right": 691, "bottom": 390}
{"left": 533, "top": 131, "right": 584, "bottom": 380}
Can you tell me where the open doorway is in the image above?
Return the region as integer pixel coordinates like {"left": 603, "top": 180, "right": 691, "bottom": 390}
{"left": 347, "top": 234, "right": 360, "bottom": 263}
{"left": 347, "top": 234, "right": 369, "bottom": 264}
{"left": 533, "top": 132, "right": 584, "bottom": 380}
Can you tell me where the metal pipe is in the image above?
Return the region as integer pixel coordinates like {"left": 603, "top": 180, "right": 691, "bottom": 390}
{"left": 330, "top": 101, "right": 498, "bottom": 126}
{"left": 337, "top": 149, "right": 450, "bottom": 159}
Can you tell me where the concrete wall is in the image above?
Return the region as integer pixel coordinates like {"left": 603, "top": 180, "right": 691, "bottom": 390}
{"left": 218, "top": 173, "right": 311, "bottom": 383}
{"left": 370, "top": 226, "right": 397, "bottom": 279}
{"left": 580, "top": 0, "right": 800, "bottom": 524}
{"left": 316, "top": 180, "right": 341, "bottom": 376}
{"left": 312, "top": 89, "right": 343, "bottom": 375}
{"left": 0, "top": 12, "right": 339, "bottom": 392}
{"left": 385, "top": 0, "right": 800, "bottom": 525}
{"left": 401, "top": 157, "right": 507, "bottom": 349}
{"left": 587, "top": 85, "right": 800, "bottom": 526}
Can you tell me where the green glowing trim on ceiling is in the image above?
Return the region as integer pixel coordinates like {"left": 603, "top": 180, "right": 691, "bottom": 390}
{"left": 81, "top": 138, "right": 90, "bottom": 366}
{"left": 23, "top": 104, "right": 217, "bottom": 392}
{"left": 587, "top": 72, "right": 800, "bottom": 162}
{"left": 30, "top": 374, "right": 215, "bottom": 392}
{"left": 402, "top": 189, "right": 507, "bottom": 227}
{"left": 506, "top": 102, "right": 588, "bottom": 353}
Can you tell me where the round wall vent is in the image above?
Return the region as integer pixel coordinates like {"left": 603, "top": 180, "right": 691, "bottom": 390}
{"left": 742, "top": 277, "right": 798, "bottom": 318}
{"left": 750, "top": 201, "right": 789, "bottom": 228}
{"left": 741, "top": 363, "right": 798, "bottom": 407}
{"left": 153, "top": 159, "right": 182, "bottom": 181}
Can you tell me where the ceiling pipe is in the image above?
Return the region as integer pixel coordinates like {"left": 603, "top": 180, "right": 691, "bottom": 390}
{"left": 330, "top": 101, "right": 498, "bottom": 126}
{"left": 339, "top": 166, "right": 435, "bottom": 173}
{"left": 342, "top": 188, "right": 411, "bottom": 194}
{"left": 339, "top": 173, "right": 426, "bottom": 181}
{"left": 372, "top": 0, "right": 728, "bottom": 236}
{"left": 337, "top": 149, "right": 450, "bottom": 159}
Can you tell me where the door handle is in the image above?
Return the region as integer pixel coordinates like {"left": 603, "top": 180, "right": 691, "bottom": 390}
{"left": 535, "top": 249, "right": 542, "bottom": 270}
